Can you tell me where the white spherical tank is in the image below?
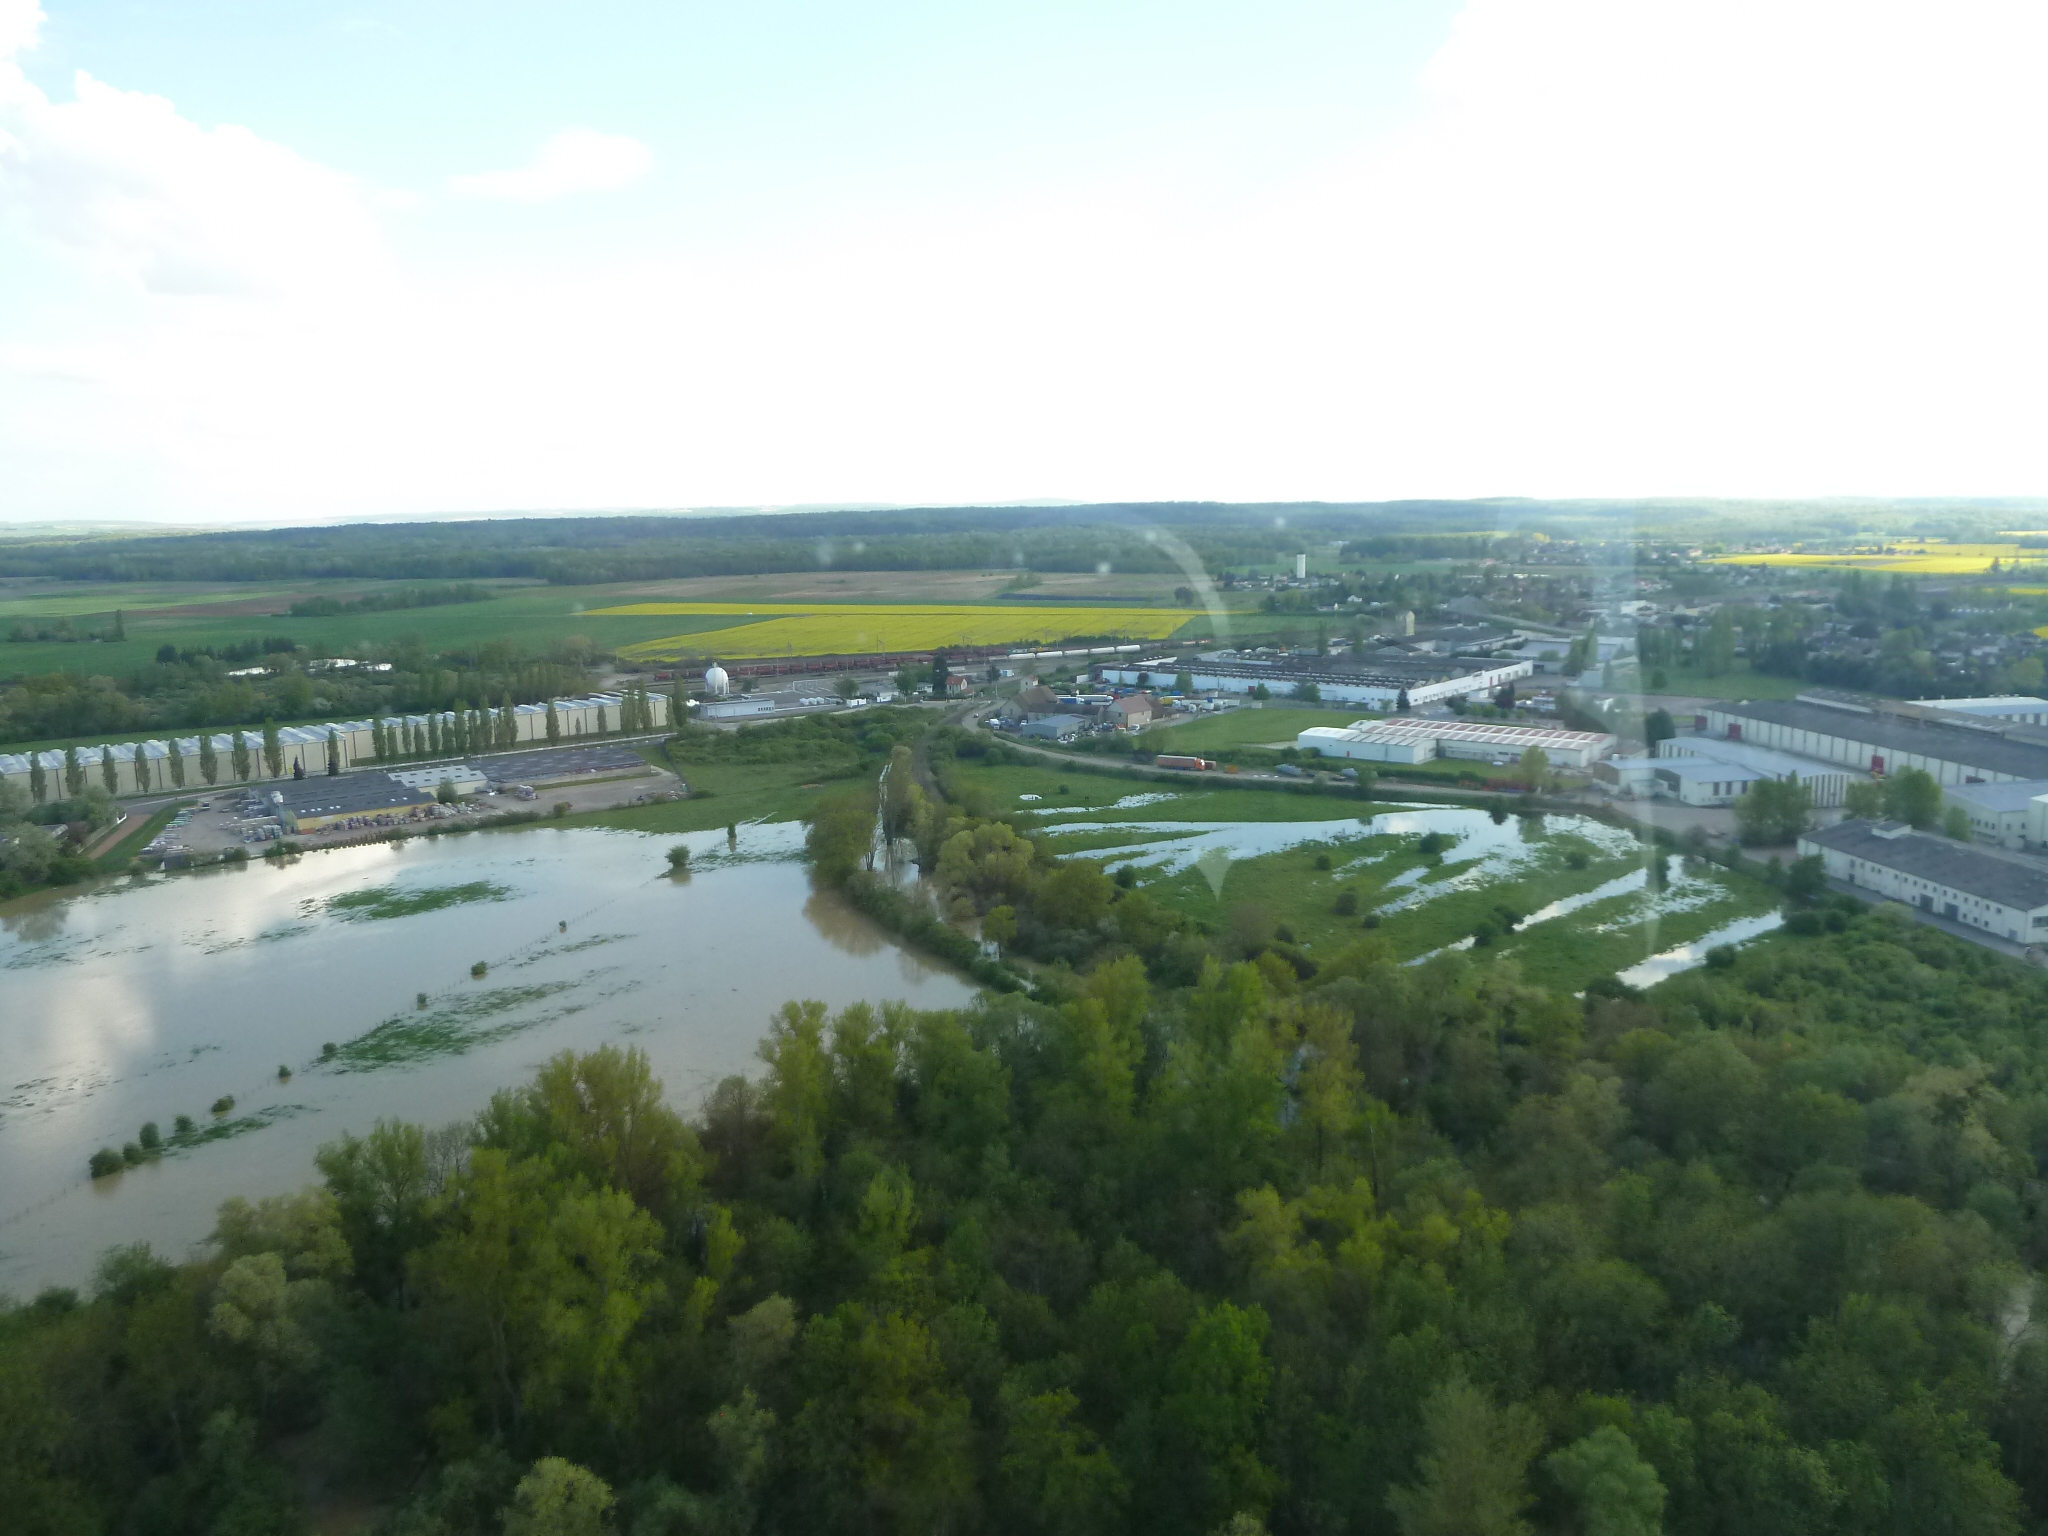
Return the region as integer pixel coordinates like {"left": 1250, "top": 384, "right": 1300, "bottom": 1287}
{"left": 703, "top": 662, "right": 730, "bottom": 697}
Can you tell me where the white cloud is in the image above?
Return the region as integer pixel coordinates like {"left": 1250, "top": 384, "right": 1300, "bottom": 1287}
{"left": 3, "top": 0, "right": 2048, "bottom": 520}
{"left": 0, "top": 3, "right": 384, "bottom": 295}
{"left": 447, "top": 129, "right": 653, "bottom": 202}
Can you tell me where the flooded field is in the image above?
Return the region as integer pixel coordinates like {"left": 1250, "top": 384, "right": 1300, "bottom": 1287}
{"left": 0, "top": 822, "right": 975, "bottom": 1296}
{"left": 1029, "top": 798, "right": 1781, "bottom": 991}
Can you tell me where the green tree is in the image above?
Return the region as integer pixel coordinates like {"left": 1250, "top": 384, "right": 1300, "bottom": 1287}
{"left": 1944, "top": 803, "right": 1973, "bottom": 841}
{"left": 412, "top": 1149, "right": 664, "bottom": 1436}
{"left": 1844, "top": 778, "right": 1885, "bottom": 819}
{"left": 1292, "top": 681, "right": 1322, "bottom": 702}
{"left": 63, "top": 745, "right": 83, "bottom": 798}
{"left": 1645, "top": 709, "right": 1675, "bottom": 749}
{"left": 1518, "top": 746, "right": 1550, "bottom": 787}
{"left": 1785, "top": 852, "right": 1828, "bottom": 904}
{"left": 166, "top": 737, "right": 185, "bottom": 788}
{"left": 502, "top": 1457, "right": 614, "bottom": 1536}
{"left": 261, "top": 719, "right": 282, "bottom": 778}
{"left": 476, "top": 1045, "right": 706, "bottom": 1215}
{"left": 99, "top": 749, "right": 118, "bottom": 796}
{"left": 1000, "top": 1382, "right": 1128, "bottom": 1536}
{"left": 1883, "top": 767, "right": 1942, "bottom": 829}
{"left": 1175, "top": 669, "right": 1195, "bottom": 693}
{"left": 1160, "top": 1302, "right": 1278, "bottom": 1528}
{"left": 1733, "top": 777, "right": 1812, "bottom": 846}
{"left": 546, "top": 700, "right": 562, "bottom": 746}
{"left": 789, "top": 1304, "right": 976, "bottom": 1533}
{"left": 1697, "top": 609, "right": 1737, "bottom": 676}
{"left": 230, "top": 732, "right": 252, "bottom": 783}
{"left": 1387, "top": 1378, "right": 1543, "bottom": 1536}
{"left": 198, "top": 732, "right": 219, "bottom": 785}
{"left": 758, "top": 1001, "right": 833, "bottom": 1183}
{"left": 325, "top": 729, "right": 340, "bottom": 776}
{"left": 28, "top": 753, "right": 47, "bottom": 803}
{"left": 1547, "top": 1426, "right": 1665, "bottom": 1536}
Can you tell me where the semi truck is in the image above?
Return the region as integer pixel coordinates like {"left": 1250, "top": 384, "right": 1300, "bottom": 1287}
{"left": 1154, "top": 754, "right": 1216, "bottom": 771}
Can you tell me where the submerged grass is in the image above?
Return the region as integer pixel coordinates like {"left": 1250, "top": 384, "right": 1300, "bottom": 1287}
{"left": 164, "top": 1104, "right": 302, "bottom": 1152}
{"left": 327, "top": 979, "right": 582, "bottom": 1070}
{"left": 327, "top": 880, "right": 511, "bottom": 922}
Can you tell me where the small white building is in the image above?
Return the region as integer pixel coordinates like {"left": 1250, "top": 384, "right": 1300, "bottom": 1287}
{"left": 699, "top": 696, "right": 777, "bottom": 720}
{"left": 1799, "top": 819, "right": 2048, "bottom": 943}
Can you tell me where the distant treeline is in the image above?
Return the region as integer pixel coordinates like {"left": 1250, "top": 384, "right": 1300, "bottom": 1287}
{"left": 287, "top": 583, "right": 495, "bottom": 618}
{"left": 0, "top": 504, "right": 1650, "bottom": 586}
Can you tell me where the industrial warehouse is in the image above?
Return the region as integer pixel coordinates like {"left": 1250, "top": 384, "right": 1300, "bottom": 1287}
{"left": 1798, "top": 819, "right": 2048, "bottom": 944}
{"left": 1296, "top": 717, "right": 1616, "bottom": 768}
{"left": 1100, "top": 653, "right": 1533, "bottom": 709}
{"left": 0, "top": 690, "right": 666, "bottom": 800}
{"left": 1697, "top": 696, "right": 2048, "bottom": 785}
{"left": 1598, "top": 736, "right": 1859, "bottom": 807}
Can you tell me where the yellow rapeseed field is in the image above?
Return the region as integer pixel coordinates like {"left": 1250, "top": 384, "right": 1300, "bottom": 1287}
{"left": 592, "top": 601, "right": 1196, "bottom": 660}
{"left": 1707, "top": 542, "right": 2036, "bottom": 574}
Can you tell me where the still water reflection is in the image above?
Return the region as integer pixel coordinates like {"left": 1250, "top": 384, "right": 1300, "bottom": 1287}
{"left": 0, "top": 822, "right": 976, "bottom": 1296}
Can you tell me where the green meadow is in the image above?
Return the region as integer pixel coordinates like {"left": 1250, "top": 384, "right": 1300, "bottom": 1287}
{"left": 0, "top": 581, "right": 764, "bottom": 676}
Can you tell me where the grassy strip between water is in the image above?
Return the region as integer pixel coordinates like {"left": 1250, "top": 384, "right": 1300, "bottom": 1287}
{"left": 1502, "top": 876, "right": 1781, "bottom": 989}
{"left": 326, "top": 980, "right": 581, "bottom": 1071}
{"left": 327, "top": 880, "right": 512, "bottom": 922}
{"left": 94, "top": 801, "right": 193, "bottom": 869}
{"left": 838, "top": 874, "right": 1028, "bottom": 994}
{"left": 950, "top": 759, "right": 1389, "bottom": 823}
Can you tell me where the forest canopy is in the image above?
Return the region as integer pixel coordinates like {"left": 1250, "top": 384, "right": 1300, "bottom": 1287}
{"left": 10, "top": 903, "right": 2048, "bottom": 1536}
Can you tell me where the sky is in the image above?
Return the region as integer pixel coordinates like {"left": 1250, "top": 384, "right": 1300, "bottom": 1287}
{"left": 1, "top": 0, "right": 2045, "bottom": 525}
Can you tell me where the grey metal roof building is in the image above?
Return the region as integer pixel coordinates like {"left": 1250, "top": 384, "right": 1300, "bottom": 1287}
{"left": 1702, "top": 699, "right": 2048, "bottom": 784}
{"left": 267, "top": 773, "right": 437, "bottom": 831}
{"left": 1799, "top": 818, "right": 2048, "bottom": 941}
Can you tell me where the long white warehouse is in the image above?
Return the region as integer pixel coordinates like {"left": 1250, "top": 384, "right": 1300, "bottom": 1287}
{"left": 1103, "top": 656, "right": 1532, "bottom": 710}
{"left": 1298, "top": 718, "right": 1615, "bottom": 768}
{"left": 0, "top": 690, "right": 666, "bottom": 799}
{"left": 1799, "top": 818, "right": 2048, "bottom": 944}
{"left": 1700, "top": 699, "right": 2048, "bottom": 785}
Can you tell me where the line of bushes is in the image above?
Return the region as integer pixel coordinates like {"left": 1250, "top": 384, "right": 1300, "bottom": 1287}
{"left": 837, "top": 871, "right": 1029, "bottom": 995}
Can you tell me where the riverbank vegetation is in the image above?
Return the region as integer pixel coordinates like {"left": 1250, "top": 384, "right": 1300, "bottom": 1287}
{"left": 12, "top": 902, "right": 2048, "bottom": 1535}
{"left": 0, "top": 779, "right": 104, "bottom": 897}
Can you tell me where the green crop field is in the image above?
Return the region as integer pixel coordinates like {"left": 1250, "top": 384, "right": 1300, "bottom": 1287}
{"left": 0, "top": 583, "right": 765, "bottom": 677}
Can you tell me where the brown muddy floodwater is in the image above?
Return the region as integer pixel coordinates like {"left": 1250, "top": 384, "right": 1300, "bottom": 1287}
{"left": 0, "top": 820, "right": 976, "bottom": 1297}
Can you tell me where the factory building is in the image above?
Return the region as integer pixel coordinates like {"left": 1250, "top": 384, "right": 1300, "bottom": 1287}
{"left": 1910, "top": 696, "right": 2048, "bottom": 727}
{"left": 1102, "top": 654, "right": 1532, "bottom": 709}
{"left": 268, "top": 774, "right": 441, "bottom": 834}
{"left": 1656, "top": 736, "right": 1857, "bottom": 806}
{"left": 1798, "top": 819, "right": 2048, "bottom": 943}
{"left": 1605, "top": 752, "right": 1768, "bottom": 808}
{"left": 1940, "top": 780, "right": 2048, "bottom": 849}
{"left": 0, "top": 691, "right": 666, "bottom": 800}
{"left": 1698, "top": 698, "right": 2048, "bottom": 786}
{"left": 1297, "top": 718, "right": 1615, "bottom": 768}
